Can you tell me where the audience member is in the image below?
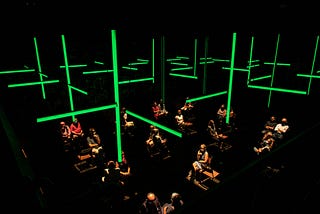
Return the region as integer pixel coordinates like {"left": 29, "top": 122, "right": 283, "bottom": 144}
{"left": 273, "top": 117, "right": 289, "bottom": 141}
{"left": 162, "top": 192, "right": 184, "bottom": 214}
{"left": 139, "top": 192, "right": 163, "bottom": 214}
{"left": 253, "top": 131, "right": 275, "bottom": 155}
{"left": 262, "top": 115, "right": 277, "bottom": 134}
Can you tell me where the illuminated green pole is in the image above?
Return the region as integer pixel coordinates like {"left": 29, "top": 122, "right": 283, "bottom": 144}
{"left": 267, "top": 33, "right": 280, "bottom": 108}
{"left": 202, "top": 36, "right": 209, "bottom": 94}
{"left": 193, "top": 38, "right": 198, "bottom": 76}
{"left": 33, "top": 37, "right": 46, "bottom": 99}
{"left": 61, "top": 35, "right": 75, "bottom": 121}
{"left": 247, "top": 36, "right": 255, "bottom": 84}
{"left": 226, "top": 33, "right": 237, "bottom": 124}
{"left": 152, "top": 38, "right": 155, "bottom": 84}
{"left": 111, "top": 30, "right": 122, "bottom": 163}
{"left": 307, "top": 35, "right": 319, "bottom": 95}
{"left": 161, "top": 35, "right": 166, "bottom": 102}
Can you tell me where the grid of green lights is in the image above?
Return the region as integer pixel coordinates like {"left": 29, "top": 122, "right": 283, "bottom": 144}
{"left": 2, "top": 32, "right": 320, "bottom": 162}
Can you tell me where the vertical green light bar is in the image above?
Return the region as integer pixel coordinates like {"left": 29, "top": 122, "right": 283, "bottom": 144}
{"left": 193, "top": 38, "right": 198, "bottom": 76}
{"left": 307, "top": 35, "right": 319, "bottom": 95}
{"left": 61, "top": 35, "right": 75, "bottom": 120}
{"left": 152, "top": 38, "right": 155, "bottom": 84}
{"left": 226, "top": 33, "right": 237, "bottom": 124}
{"left": 111, "top": 30, "right": 122, "bottom": 163}
{"left": 161, "top": 36, "right": 166, "bottom": 102}
{"left": 202, "top": 36, "right": 209, "bottom": 94}
{"left": 33, "top": 37, "right": 46, "bottom": 99}
{"left": 267, "top": 33, "right": 280, "bottom": 108}
{"left": 247, "top": 36, "right": 255, "bottom": 85}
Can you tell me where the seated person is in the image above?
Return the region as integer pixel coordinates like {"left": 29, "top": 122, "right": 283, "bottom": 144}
{"left": 207, "top": 119, "right": 228, "bottom": 149}
{"left": 162, "top": 192, "right": 184, "bottom": 214}
{"left": 273, "top": 117, "right": 289, "bottom": 141}
{"left": 254, "top": 131, "right": 275, "bottom": 155}
{"left": 86, "top": 127, "right": 104, "bottom": 157}
{"left": 152, "top": 101, "right": 161, "bottom": 120}
{"left": 261, "top": 115, "right": 277, "bottom": 134}
{"left": 146, "top": 126, "right": 170, "bottom": 159}
{"left": 216, "top": 104, "right": 227, "bottom": 121}
{"left": 139, "top": 192, "right": 163, "bottom": 214}
{"left": 120, "top": 107, "right": 134, "bottom": 136}
{"left": 175, "top": 109, "right": 193, "bottom": 132}
{"left": 158, "top": 99, "right": 169, "bottom": 116}
{"left": 70, "top": 117, "right": 84, "bottom": 139}
{"left": 59, "top": 121, "right": 71, "bottom": 143}
{"left": 187, "top": 144, "right": 213, "bottom": 182}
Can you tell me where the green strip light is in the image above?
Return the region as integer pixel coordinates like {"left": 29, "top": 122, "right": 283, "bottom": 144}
{"left": 248, "top": 85, "right": 307, "bottom": 95}
{"left": 170, "top": 67, "right": 193, "bottom": 71}
{"left": 222, "top": 67, "right": 249, "bottom": 72}
{"left": 94, "top": 61, "right": 104, "bottom": 65}
{"left": 263, "top": 62, "right": 291, "bottom": 66}
{"left": 82, "top": 70, "right": 114, "bottom": 74}
{"left": 111, "top": 30, "right": 123, "bottom": 163}
{"left": 0, "top": 69, "right": 35, "bottom": 74}
{"left": 126, "top": 110, "right": 182, "bottom": 138}
{"left": 69, "top": 85, "right": 88, "bottom": 95}
{"left": 122, "top": 66, "right": 138, "bottom": 70}
{"left": 297, "top": 74, "right": 320, "bottom": 78}
{"left": 60, "top": 64, "right": 87, "bottom": 68}
{"left": 170, "top": 62, "right": 189, "bottom": 66}
{"left": 119, "top": 77, "right": 154, "bottom": 84}
{"left": 37, "top": 104, "right": 117, "bottom": 123}
{"left": 250, "top": 75, "right": 272, "bottom": 81}
{"left": 169, "top": 73, "right": 198, "bottom": 79}
{"left": 8, "top": 80, "right": 59, "bottom": 88}
{"left": 186, "top": 91, "right": 228, "bottom": 103}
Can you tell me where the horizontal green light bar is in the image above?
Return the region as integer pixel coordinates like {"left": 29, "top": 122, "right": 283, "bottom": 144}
{"left": 69, "top": 85, "right": 88, "bottom": 95}
{"left": 137, "top": 59, "right": 149, "bottom": 62}
{"left": 8, "top": 80, "right": 59, "bottom": 88}
{"left": 170, "top": 62, "right": 189, "bottom": 66}
{"left": 37, "top": 104, "right": 117, "bottom": 123}
{"left": 0, "top": 69, "right": 35, "bottom": 74}
{"left": 94, "top": 61, "right": 104, "bottom": 65}
{"left": 250, "top": 75, "right": 271, "bottom": 81}
{"left": 170, "top": 67, "right": 193, "bottom": 71}
{"left": 128, "top": 62, "right": 149, "bottom": 65}
{"left": 60, "top": 64, "right": 87, "bottom": 68}
{"left": 169, "top": 73, "right": 198, "bottom": 79}
{"left": 119, "top": 77, "right": 154, "bottom": 84}
{"left": 213, "top": 59, "right": 230, "bottom": 62}
{"left": 186, "top": 91, "right": 228, "bottom": 103}
{"left": 263, "top": 62, "right": 291, "bottom": 66}
{"left": 248, "top": 60, "right": 260, "bottom": 63}
{"left": 166, "top": 58, "right": 183, "bottom": 62}
{"left": 177, "top": 56, "right": 189, "bottom": 59}
{"left": 222, "top": 67, "right": 249, "bottom": 72}
{"left": 199, "top": 61, "right": 215, "bottom": 64}
{"left": 246, "top": 64, "right": 260, "bottom": 68}
{"left": 39, "top": 73, "right": 48, "bottom": 78}
{"left": 248, "top": 84, "right": 307, "bottom": 94}
{"left": 122, "top": 66, "right": 138, "bottom": 71}
{"left": 297, "top": 74, "right": 320, "bottom": 78}
{"left": 126, "top": 110, "right": 182, "bottom": 138}
{"left": 82, "top": 70, "right": 114, "bottom": 74}
{"left": 200, "top": 57, "right": 213, "bottom": 60}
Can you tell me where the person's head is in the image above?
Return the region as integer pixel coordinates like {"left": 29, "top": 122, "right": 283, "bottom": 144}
{"left": 281, "top": 118, "right": 287, "bottom": 125}
{"left": 270, "top": 116, "right": 276, "bottom": 122}
{"left": 171, "top": 192, "right": 183, "bottom": 207}
{"left": 89, "top": 127, "right": 96, "bottom": 135}
{"left": 200, "top": 144, "right": 206, "bottom": 152}
{"left": 73, "top": 118, "right": 78, "bottom": 124}
{"left": 60, "top": 121, "right": 66, "bottom": 126}
{"left": 107, "top": 160, "right": 116, "bottom": 169}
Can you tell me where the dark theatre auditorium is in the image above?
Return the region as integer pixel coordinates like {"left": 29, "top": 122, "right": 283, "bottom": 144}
{"left": 2, "top": 1, "right": 320, "bottom": 212}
